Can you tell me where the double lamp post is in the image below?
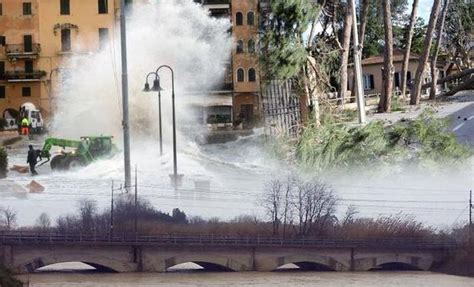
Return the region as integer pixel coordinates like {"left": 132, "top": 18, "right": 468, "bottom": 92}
{"left": 143, "top": 65, "right": 181, "bottom": 187}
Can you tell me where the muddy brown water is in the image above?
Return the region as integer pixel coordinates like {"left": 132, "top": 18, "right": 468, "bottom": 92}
{"left": 16, "top": 271, "right": 474, "bottom": 287}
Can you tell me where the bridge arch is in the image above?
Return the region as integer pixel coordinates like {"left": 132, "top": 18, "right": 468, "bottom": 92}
{"left": 356, "top": 254, "right": 432, "bottom": 271}
{"left": 17, "top": 251, "right": 130, "bottom": 273}
{"left": 164, "top": 254, "right": 249, "bottom": 272}
{"left": 273, "top": 254, "right": 348, "bottom": 271}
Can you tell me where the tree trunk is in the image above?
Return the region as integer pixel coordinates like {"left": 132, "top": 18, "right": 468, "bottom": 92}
{"left": 400, "top": 0, "right": 419, "bottom": 98}
{"left": 429, "top": 0, "right": 450, "bottom": 100}
{"left": 379, "top": 0, "right": 394, "bottom": 113}
{"left": 422, "top": 68, "right": 474, "bottom": 89}
{"left": 338, "top": 2, "right": 353, "bottom": 105}
{"left": 350, "top": 0, "right": 369, "bottom": 103}
{"left": 410, "top": 0, "right": 442, "bottom": 105}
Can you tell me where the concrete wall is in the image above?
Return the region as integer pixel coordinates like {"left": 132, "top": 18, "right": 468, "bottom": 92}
{"left": 1, "top": 244, "right": 440, "bottom": 274}
{"left": 348, "top": 60, "right": 432, "bottom": 96}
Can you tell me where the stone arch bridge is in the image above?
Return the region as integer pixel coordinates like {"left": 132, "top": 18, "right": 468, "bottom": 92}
{"left": 0, "top": 232, "right": 457, "bottom": 274}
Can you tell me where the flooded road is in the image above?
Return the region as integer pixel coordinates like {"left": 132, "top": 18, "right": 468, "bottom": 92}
{"left": 17, "top": 272, "right": 474, "bottom": 287}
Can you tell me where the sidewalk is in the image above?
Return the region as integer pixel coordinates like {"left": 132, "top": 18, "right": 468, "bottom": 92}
{"left": 366, "top": 90, "right": 474, "bottom": 124}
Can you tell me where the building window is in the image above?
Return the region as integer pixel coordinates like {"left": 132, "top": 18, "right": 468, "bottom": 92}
{"left": 248, "top": 39, "right": 255, "bottom": 53}
{"left": 248, "top": 68, "right": 256, "bottom": 82}
{"left": 61, "top": 29, "right": 71, "bottom": 52}
{"left": 363, "top": 74, "right": 374, "bottom": 90}
{"left": 22, "top": 87, "right": 31, "bottom": 97}
{"left": 247, "top": 11, "right": 254, "bottom": 25}
{"left": 0, "top": 36, "right": 5, "bottom": 46}
{"left": 23, "top": 2, "right": 32, "bottom": 15}
{"left": 60, "top": 0, "right": 70, "bottom": 15}
{"left": 0, "top": 3, "right": 3, "bottom": 16}
{"left": 98, "top": 28, "right": 109, "bottom": 50}
{"left": 98, "top": 0, "right": 108, "bottom": 14}
{"left": 236, "top": 40, "right": 243, "bottom": 54}
{"left": 0, "top": 61, "right": 4, "bottom": 75}
{"left": 0, "top": 86, "right": 5, "bottom": 99}
{"left": 237, "top": 68, "right": 244, "bottom": 82}
{"left": 25, "top": 60, "right": 33, "bottom": 73}
{"left": 407, "top": 71, "right": 412, "bottom": 83}
{"left": 236, "top": 12, "right": 243, "bottom": 26}
{"left": 394, "top": 72, "right": 400, "bottom": 88}
{"left": 24, "top": 35, "right": 33, "bottom": 52}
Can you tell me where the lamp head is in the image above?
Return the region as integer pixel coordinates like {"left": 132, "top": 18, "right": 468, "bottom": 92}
{"left": 143, "top": 82, "right": 151, "bottom": 92}
{"left": 152, "top": 78, "right": 164, "bottom": 92}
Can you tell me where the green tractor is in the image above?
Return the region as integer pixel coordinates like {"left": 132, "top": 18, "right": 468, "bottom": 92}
{"left": 39, "top": 136, "right": 116, "bottom": 170}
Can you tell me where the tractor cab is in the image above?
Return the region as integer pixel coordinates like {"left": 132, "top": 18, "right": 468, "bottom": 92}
{"left": 80, "top": 136, "right": 113, "bottom": 158}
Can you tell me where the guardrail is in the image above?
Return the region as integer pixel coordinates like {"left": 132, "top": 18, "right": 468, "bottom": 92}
{"left": 0, "top": 231, "right": 458, "bottom": 250}
{"left": 5, "top": 43, "right": 41, "bottom": 55}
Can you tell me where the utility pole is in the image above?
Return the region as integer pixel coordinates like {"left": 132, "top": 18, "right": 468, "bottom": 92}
{"left": 120, "top": 0, "right": 131, "bottom": 191}
{"left": 350, "top": 0, "right": 366, "bottom": 124}
{"left": 110, "top": 181, "right": 115, "bottom": 240}
{"left": 470, "top": 190, "right": 472, "bottom": 242}
{"left": 134, "top": 165, "right": 138, "bottom": 234}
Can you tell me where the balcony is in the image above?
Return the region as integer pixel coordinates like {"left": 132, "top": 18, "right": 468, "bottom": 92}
{"left": 4, "top": 44, "right": 41, "bottom": 59}
{"left": 0, "top": 70, "right": 47, "bottom": 82}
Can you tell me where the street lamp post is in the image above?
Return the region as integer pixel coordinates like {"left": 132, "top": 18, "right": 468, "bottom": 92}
{"left": 143, "top": 65, "right": 181, "bottom": 188}
{"left": 155, "top": 65, "right": 179, "bottom": 188}
{"left": 144, "top": 72, "right": 163, "bottom": 156}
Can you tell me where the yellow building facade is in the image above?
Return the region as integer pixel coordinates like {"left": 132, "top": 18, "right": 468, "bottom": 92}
{"left": 0, "top": 0, "right": 120, "bottom": 121}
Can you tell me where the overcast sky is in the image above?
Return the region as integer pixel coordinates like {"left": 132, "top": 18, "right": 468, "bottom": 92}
{"left": 413, "top": 0, "right": 433, "bottom": 22}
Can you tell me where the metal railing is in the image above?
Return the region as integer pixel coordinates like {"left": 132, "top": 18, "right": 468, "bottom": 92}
{"left": 5, "top": 43, "right": 41, "bottom": 55}
{"left": 0, "top": 70, "right": 47, "bottom": 81}
{"left": 0, "top": 231, "right": 458, "bottom": 250}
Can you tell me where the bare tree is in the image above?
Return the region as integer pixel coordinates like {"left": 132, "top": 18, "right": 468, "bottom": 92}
{"left": 262, "top": 179, "right": 283, "bottom": 235}
{"left": 35, "top": 212, "right": 51, "bottom": 231}
{"left": 410, "top": 0, "right": 442, "bottom": 105}
{"left": 77, "top": 198, "right": 98, "bottom": 233}
{"left": 379, "top": 0, "right": 395, "bottom": 113}
{"left": 429, "top": 0, "right": 450, "bottom": 99}
{"left": 341, "top": 205, "right": 359, "bottom": 226}
{"left": 400, "top": 0, "right": 419, "bottom": 98}
{"left": 338, "top": 1, "right": 353, "bottom": 105}
{"left": 1, "top": 207, "right": 18, "bottom": 230}
{"left": 262, "top": 175, "right": 296, "bottom": 236}
{"left": 293, "top": 178, "right": 337, "bottom": 235}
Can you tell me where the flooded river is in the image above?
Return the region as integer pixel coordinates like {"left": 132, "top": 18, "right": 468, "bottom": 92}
{"left": 17, "top": 272, "right": 474, "bottom": 287}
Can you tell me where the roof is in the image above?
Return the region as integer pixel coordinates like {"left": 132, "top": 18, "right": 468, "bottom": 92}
{"left": 361, "top": 49, "right": 420, "bottom": 65}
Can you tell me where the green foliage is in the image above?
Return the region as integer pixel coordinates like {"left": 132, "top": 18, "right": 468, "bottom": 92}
{"left": 362, "top": 0, "right": 411, "bottom": 57}
{"left": 390, "top": 96, "right": 406, "bottom": 112}
{"left": 0, "top": 147, "right": 7, "bottom": 178}
{"left": 292, "top": 109, "right": 472, "bottom": 172}
{"left": 0, "top": 118, "right": 7, "bottom": 131}
{"left": 260, "top": 0, "right": 319, "bottom": 79}
{"left": 0, "top": 265, "right": 23, "bottom": 287}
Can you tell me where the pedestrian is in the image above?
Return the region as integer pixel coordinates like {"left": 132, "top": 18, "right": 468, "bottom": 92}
{"left": 27, "top": 145, "right": 38, "bottom": 176}
{"left": 21, "top": 117, "right": 29, "bottom": 135}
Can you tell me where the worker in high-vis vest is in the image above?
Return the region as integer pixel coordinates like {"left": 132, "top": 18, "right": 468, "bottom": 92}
{"left": 21, "top": 117, "right": 29, "bottom": 135}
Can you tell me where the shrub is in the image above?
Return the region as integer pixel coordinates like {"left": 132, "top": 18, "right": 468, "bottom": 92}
{"left": 0, "top": 147, "right": 7, "bottom": 178}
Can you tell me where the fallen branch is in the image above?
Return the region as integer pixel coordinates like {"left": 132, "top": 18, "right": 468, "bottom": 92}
{"left": 421, "top": 68, "right": 474, "bottom": 90}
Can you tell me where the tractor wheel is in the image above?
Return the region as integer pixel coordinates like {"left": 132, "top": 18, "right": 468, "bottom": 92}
{"left": 64, "top": 156, "right": 85, "bottom": 170}
{"left": 50, "top": 155, "right": 67, "bottom": 170}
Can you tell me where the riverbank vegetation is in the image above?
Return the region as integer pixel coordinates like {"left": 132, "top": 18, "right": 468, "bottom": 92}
{"left": 0, "top": 265, "right": 23, "bottom": 287}
{"left": 0, "top": 147, "right": 7, "bottom": 179}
